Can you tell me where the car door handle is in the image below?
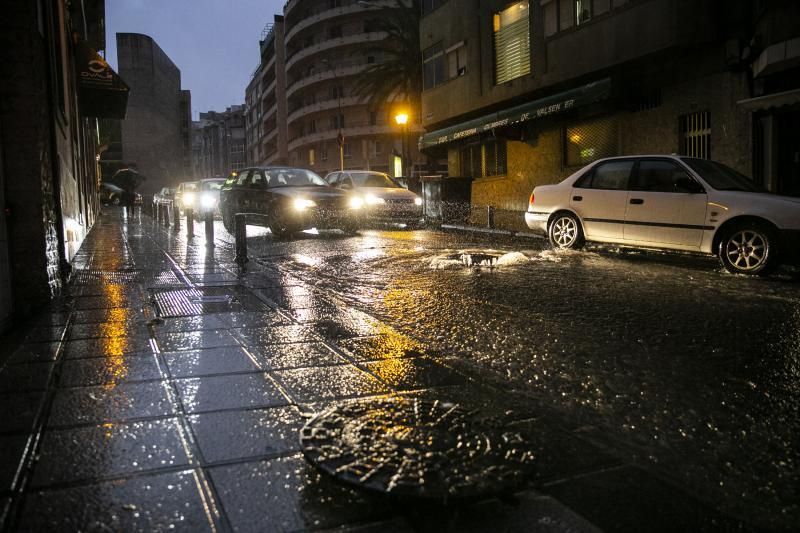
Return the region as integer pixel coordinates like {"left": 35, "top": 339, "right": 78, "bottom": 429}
{"left": 630, "top": 198, "right": 644, "bottom": 205}
{"left": 572, "top": 196, "right": 582, "bottom": 201}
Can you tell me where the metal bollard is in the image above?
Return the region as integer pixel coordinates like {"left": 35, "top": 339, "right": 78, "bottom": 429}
{"left": 186, "top": 208, "right": 194, "bottom": 237}
{"left": 234, "top": 213, "right": 248, "bottom": 265}
{"left": 204, "top": 210, "right": 214, "bottom": 247}
{"left": 154, "top": 203, "right": 159, "bottom": 223}
{"left": 172, "top": 202, "right": 180, "bottom": 231}
{"left": 487, "top": 205, "right": 495, "bottom": 229}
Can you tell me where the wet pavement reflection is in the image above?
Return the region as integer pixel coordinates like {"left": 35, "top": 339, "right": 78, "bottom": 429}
{"left": 0, "top": 209, "right": 797, "bottom": 531}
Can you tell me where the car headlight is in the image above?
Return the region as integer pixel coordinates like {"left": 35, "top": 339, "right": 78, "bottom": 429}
{"left": 200, "top": 194, "right": 217, "bottom": 209}
{"left": 349, "top": 196, "right": 364, "bottom": 209}
{"left": 183, "top": 192, "right": 195, "bottom": 206}
{"left": 414, "top": 197, "right": 423, "bottom": 206}
{"left": 293, "top": 198, "right": 316, "bottom": 211}
{"left": 365, "top": 194, "right": 385, "bottom": 205}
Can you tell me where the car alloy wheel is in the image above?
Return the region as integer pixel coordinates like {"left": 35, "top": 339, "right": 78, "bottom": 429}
{"left": 549, "top": 214, "right": 583, "bottom": 249}
{"left": 722, "top": 228, "right": 772, "bottom": 274}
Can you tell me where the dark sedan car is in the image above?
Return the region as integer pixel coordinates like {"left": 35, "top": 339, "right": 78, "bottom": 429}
{"left": 219, "top": 166, "right": 364, "bottom": 237}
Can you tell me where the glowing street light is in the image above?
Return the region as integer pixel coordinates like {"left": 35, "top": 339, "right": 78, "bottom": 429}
{"left": 394, "top": 111, "right": 410, "bottom": 178}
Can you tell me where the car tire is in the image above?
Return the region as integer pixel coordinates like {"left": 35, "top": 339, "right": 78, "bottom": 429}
{"left": 548, "top": 212, "right": 585, "bottom": 249}
{"left": 718, "top": 223, "right": 778, "bottom": 276}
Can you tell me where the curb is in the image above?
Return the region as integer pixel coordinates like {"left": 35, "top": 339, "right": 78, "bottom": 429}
{"left": 440, "top": 224, "right": 546, "bottom": 241}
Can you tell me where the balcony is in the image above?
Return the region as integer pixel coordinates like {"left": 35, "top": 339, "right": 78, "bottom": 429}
{"left": 284, "top": 1, "right": 393, "bottom": 44}
{"left": 286, "top": 61, "right": 369, "bottom": 99}
{"left": 288, "top": 123, "right": 397, "bottom": 152}
{"left": 287, "top": 96, "right": 363, "bottom": 126}
{"left": 285, "top": 31, "right": 387, "bottom": 72}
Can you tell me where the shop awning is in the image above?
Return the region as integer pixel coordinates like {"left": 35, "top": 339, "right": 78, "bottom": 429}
{"left": 76, "top": 41, "right": 129, "bottom": 119}
{"left": 419, "top": 78, "right": 611, "bottom": 150}
{"left": 737, "top": 88, "right": 800, "bottom": 112}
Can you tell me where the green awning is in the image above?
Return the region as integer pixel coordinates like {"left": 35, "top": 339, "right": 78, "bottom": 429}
{"left": 420, "top": 78, "right": 611, "bottom": 150}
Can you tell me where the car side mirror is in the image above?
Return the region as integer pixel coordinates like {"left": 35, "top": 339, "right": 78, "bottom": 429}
{"left": 340, "top": 182, "right": 352, "bottom": 190}
{"left": 675, "top": 176, "right": 703, "bottom": 194}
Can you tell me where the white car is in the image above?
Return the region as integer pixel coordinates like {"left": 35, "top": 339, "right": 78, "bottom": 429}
{"left": 194, "top": 178, "right": 226, "bottom": 219}
{"left": 525, "top": 155, "right": 800, "bottom": 275}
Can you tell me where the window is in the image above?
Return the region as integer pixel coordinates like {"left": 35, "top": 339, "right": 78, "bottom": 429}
{"left": 309, "top": 148, "right": 316, "bottom": 166}
{"left": 369, "top": 111, "right": 378, "bottom": 126}
{"left": 679, "top": 111, "right": 711, "bottom": 160}
{"left": 327, "top": 25, "right": 342, "bottom": 39}
{"left": 422, "top": 0, "right": 447, "bottom": 15}
{"left": 447, "top": 43, "right": 467, "bottom": 79}
{"left": 307, "top": 119, "right": 316, "bottom": 134}
{"left": 565, "top": 118, "right": 617, "bottom": 166}
{"left": 374, "top": 140, "right": 383, "bottom": 155}
{"left": 459, "top": 145, "right": 481, "bottom": 178}
{"left": 236, "top": 170, "right": 251, "bottom": 186}
{"left": 460, "top": 141, "right": 506, "bottom": 178}
{"left": 423, "top": 43, "right": 445, "bottom": 90}
{"left": 321, "top": 143, "right": 328, "bottom": 161}
{"left": 331, "top": 114, "right": 345, "bottom": 129}
{"left": 329, "top": 85, "right": 344, "bottom": 100}
{"left": 328, "top": 0, "right": 341, "bottom": 8}
{"left": 484, "top": 139, "right": 507, "bottom": 176}
{"left": 250, "top": 170, "right": 266, "bottom": 186}
{"left": 575, "top": 161, "right": 633, "bottom": 190}
{"left": 575, "top": 0, "right": 591, "bottom": 24}
{"left": 631, "top": 160, "right": 691, "bottom": 193}
{"left": 343, "top": 143, "right": 352, "bottom": 158}
{"left": 493, "top": 2, "right": 531, "bottom": 84}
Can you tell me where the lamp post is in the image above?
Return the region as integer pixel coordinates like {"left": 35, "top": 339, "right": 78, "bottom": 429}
{"left": 322, "top": 59, "right": 344, "bottom": 171}
{"left": 395, "top": 112, "right": 409, "bottom": 178}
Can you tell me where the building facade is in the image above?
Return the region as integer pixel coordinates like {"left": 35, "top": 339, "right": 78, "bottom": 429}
{"left": 0, "top": 0, "right": 127, "bottom": 327}
{"left": 195, "top": 106, "right": 246, "bottom": 179}
{"left": 116, "top": 33, "right": 192, "bottom": 195}
{"left": 419, "top": 0, "right": 778, "bottom": 229}
{"left": 245, "top": 1, "right": 423, "bottom": 178}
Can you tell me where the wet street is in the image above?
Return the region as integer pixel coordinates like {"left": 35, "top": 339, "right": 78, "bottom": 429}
{"left": 1, "top": 209, "right": 799, "bottom": 532}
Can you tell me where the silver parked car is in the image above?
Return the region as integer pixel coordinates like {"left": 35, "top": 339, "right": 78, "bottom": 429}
{"left": 324, "top": 170, "right": 423, "bottom": 227}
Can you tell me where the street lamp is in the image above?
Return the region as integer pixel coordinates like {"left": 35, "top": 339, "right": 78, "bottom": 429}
{"left": 395, "top": 112, "right": 409, "bottom": 178}
{"left": 321, "top": 59, "right": 344, "bottom": 172}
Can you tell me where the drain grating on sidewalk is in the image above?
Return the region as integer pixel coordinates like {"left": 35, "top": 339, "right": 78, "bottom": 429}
{"left": 150, "top": 286, "right": 271, "bottom": 317}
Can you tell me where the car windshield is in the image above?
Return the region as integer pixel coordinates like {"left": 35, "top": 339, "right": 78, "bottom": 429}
{"left": 183, "top": 182, "right": 199, "bottom": 192}
{"left": 201, "top": 180, "right": 225, "bottom": 191}
{"left": 264, "top": 168, "right": 327, "bottom": 187}
{"left": 681, "top": 158, "right": 766, "bottom": 192}
{"left": 350, "top": 172, "right": 399, "bottom": 188}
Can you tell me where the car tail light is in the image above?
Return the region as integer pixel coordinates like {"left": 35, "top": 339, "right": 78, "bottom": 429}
{"left": 528, "top": 191, "right": 535, "bottom": 208}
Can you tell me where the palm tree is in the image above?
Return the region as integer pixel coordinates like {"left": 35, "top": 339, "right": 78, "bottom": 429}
{"left": 352, "top": 0, "right": 421, "bottom": 112}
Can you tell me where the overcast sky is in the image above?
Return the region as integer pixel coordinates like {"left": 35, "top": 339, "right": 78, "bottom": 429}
{"left": 106, "top": 0, "right": 284, "bottom": 119}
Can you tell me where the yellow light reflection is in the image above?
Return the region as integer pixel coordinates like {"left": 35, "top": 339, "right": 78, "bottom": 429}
{"left": 99, "top": 268, "right": 130, "bottom": 388}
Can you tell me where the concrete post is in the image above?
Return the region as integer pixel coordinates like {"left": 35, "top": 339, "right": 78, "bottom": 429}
{"left": 172, "top": 202, "right": 180, "bottom": 232}
{"left": 487, "top": 205, "right": 495, "bottom": 229}
{"left": 186, "top": 208, "right": 193, "bottom": 238}
{"left": 204, "top": 210, "right": 214, "bottom": 247}
{"left": 234, "top": 213, "right": 248, "bottom": 265}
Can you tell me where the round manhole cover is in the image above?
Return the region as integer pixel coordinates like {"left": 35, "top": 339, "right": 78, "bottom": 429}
{"left": 300, "top": 397, "right": 535, "bottom": 500}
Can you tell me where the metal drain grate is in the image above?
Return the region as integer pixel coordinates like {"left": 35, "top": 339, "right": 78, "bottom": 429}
{"left": 73, "top": 269, "right": 142, "bottom": 285}
{"left": 149, "top": 286, "right": 269, "bottom": 317}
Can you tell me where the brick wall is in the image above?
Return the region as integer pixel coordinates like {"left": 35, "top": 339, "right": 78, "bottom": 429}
{"left": 0, "top": 0, "right": 62, "bottom": 315}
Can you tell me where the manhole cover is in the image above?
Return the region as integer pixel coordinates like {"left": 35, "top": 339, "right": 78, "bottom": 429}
{"left": 300, "top": 398, "right": 534, "bottom": 500}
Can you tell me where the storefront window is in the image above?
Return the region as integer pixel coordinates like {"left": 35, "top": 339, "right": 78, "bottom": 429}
{"left": 565, "top": 118, "right": 617, "bottom": 167}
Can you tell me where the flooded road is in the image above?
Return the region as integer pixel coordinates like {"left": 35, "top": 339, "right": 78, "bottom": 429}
{"left": 218, "top": 224, "right": 800, "bottom": 529}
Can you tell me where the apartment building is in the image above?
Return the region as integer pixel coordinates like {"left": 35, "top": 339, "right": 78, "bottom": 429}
{"left": 195, "top": 106, "right": 247, "bottom": 179}
{"left": 419, "top": 0, "right": 774, "bottom": 228}
{"left": 246, "top": 1, "right": 423, "bottom": 177}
